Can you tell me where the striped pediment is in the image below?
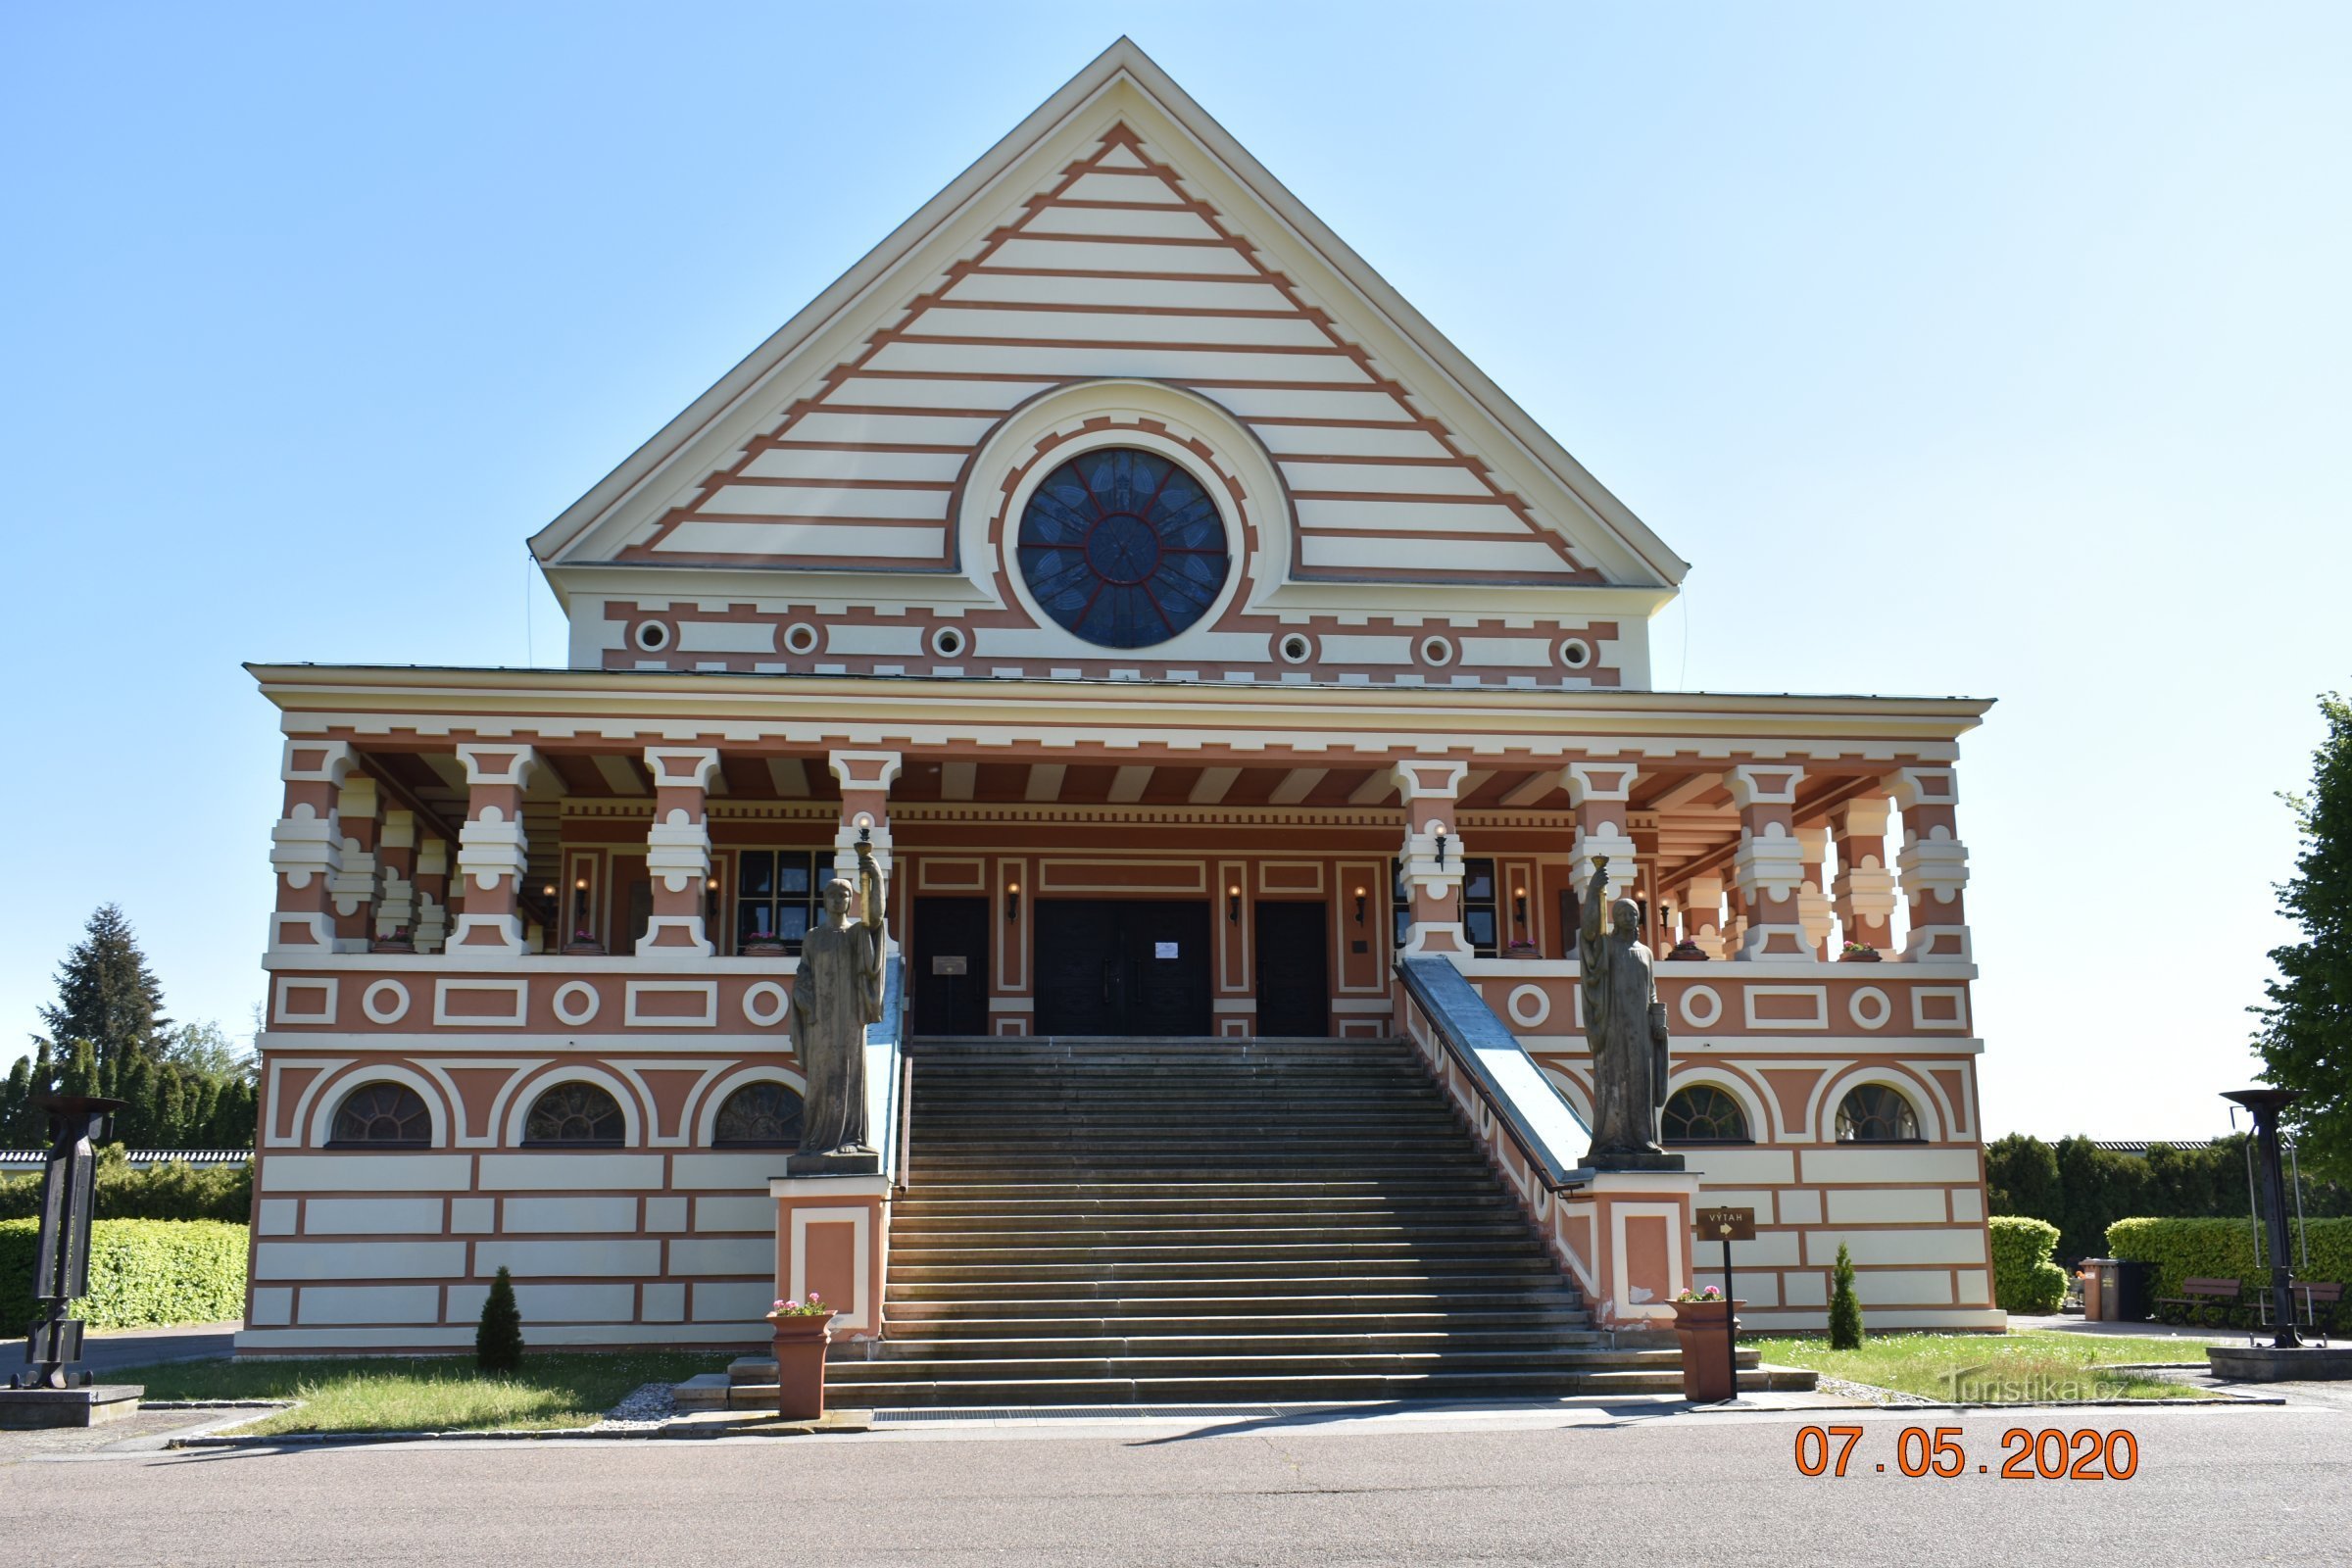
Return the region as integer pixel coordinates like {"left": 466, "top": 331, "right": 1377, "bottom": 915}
{"left": 536, "top": 40, "right": 1686, "bottom": 603}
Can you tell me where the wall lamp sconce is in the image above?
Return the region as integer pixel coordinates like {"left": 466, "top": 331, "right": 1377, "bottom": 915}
{"left": 1004, "top": 881, "right": 1021, "bottom": 923}
{"left": 541, "top": 883, "right": 556, "bottom": 900}
{"left": 1434, "top": 831, "right": 1448, "bottom": 869}
{"left": 1514, "top": 886, "right": 1528, "bottom": 926}
{"left": 1352, "top": 886, "right": 1368, "bottom": 926}
{"left": 1227, "top": 884, "right": 1243, "bottom": 924}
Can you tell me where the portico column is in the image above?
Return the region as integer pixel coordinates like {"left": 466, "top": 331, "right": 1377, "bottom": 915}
{"left": 830, "top": 751, "right": 904, "bottom": 945}
{"left": 414, "top": 837, "right": 452, "bottom": 954}
{"left": 640, "top": 747, "right": 720, "bottom": 957}
{"left": 1565, "top": 762, "right": 1640, "bottom": 903}
{"left": 1892, "top": 767, "right": 1971, "bottom": 960}
{"left": 452, "top": 744, "right": 538, "bottom": 954}
{"left": 1830, "top": 796, "right": 1897, "bottom": 955}
{"left": 1392, "top": 758, "right": 1469, "bottom": 956}
{"left": 268, "top": 741, "right": 354, "bottom": 954}
{"left": 1797, "top": 825, "right": 1836, "bottom": 958}
{"left": 374, "top": 809, "right": 417, "bottom": 948}
{"left": 328, "top": 774, "right": 381, "bottom": 952}
{"left": 1681, "top": 874, "right": 1728, "bottom": 959}
{"left": 1729, "top": 764, "right": 1812, "bottom": 959}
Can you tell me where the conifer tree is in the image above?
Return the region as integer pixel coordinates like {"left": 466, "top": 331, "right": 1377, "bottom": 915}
{"left": 38, "top": 906, "right": 169, "bottom": 1083}
{"left": 2254, "top": 693, "right": 2352, "bottom": 1180}
{"left": 476, "top": 1267, "right": 525, "bottom": 1373}
{"left": 1828, "top": 1242, "right": 1865, "bottom": 1349}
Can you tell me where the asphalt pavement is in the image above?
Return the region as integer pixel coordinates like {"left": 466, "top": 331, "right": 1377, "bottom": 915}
{"left": 3, "top": 1399, "right": 2343, "bottom": 1566}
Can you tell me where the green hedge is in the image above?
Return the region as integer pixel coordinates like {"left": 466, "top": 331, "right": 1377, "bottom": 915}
{"left": 0, "top": 1218, "right": 248, "bottom": 1333}
{"left": 1988, "top": 1215, "right": 2069, "bottom": 1313}
{"left": 0, "top": 1152, "right": 251, "bottom": 1224}
{"left": 2106, "top": 1216, "right": 2352, "bottom": 1316}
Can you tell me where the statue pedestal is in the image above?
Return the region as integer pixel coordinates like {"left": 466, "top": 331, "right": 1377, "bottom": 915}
{"left": 786, "top": 1151, "right": 882, "bottom": 1177}
{"left": 769, "top": 1174, "right": 892, "bottom": 1348}
{"left": 1553, "top": 1170, "right": 1702, "bottom": 1333}
{"left": 0, "top": 1384, "right": 144, "bottom": 1429}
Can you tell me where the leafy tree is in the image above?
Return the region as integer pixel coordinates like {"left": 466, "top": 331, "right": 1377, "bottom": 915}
{"left": 2254, "top": 693, "right": 2352, "bottom": 1181}
{"left": 476, "top": 1267, "right": 525, "bottom": 1373}
{"left": 158, "top": 1020, "right": 252, "bottom": 1080}
{"left": 1828, "top": 1242, "right": 1865, "bottom": 1349}
{"left": 38, "top": 906, "right": 169, "bottom": 1087}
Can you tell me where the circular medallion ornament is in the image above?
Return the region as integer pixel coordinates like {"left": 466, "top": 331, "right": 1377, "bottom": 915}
{"left": 1015, "top": 447, "right": 1229, "bottom": 648}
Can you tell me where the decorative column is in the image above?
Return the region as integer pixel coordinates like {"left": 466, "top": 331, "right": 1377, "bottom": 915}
{"left": 1729, "top": 764, "right": 1812, "bottom": 959}
{"left": 414, "top": 837, "right": 452, "bottom": 954}
{"left": 1565, "top": 762, "right": 1640, "bottom": 904}
{"left": 1681, "top": 874, "right": 1728, "bottom": 959}
{"left": 830, "top": 751, "right": 903, "bottom": 957}
{"left": 1721, "top": 885, "right": 1747, "bottom": 956}
{"left": 1796, "top": 824, "right": 1835, "bottom": 958}
{"left": 452, "top": 744, "right": 538, "bottom": 954}
{"left": 1392, "top": 758, "right": 1469, "bottom": 956}
{"left": 1830, "top": 796, "right": 1897, "bottom": 956}
{"left": 1893, "top": 766, "right": 1971, "bottom": 960}
{"left": 637, "top": 748, "right": 721, "bottom": 956}
{"left": 374, "top": 808, "right": 417, "bottom": 949}
{"left": 327, "top": 773, "right": 381, "bottom": 952}
{"left": 268, "top": 741, "right": 355, "bottom": 954}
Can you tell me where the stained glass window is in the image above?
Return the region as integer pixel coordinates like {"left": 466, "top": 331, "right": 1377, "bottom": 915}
{"left": 1835, "top": 1084, "right": 1923, "bottom": 1143}
{"left": 712, "top": 1082, "right": 806, "bottom": 1148}
{"left": 1663, "top": 1085, "right": 1750, "bottom": 1144}
{"left": 329, "top": 1083, "right": 432, "bottom": 1147}
{"left": 523, "top": 1082, "right": 626, "bottom": 1146}
{"left": 1015, "top": 447, "right": 1229, "bottom": 648}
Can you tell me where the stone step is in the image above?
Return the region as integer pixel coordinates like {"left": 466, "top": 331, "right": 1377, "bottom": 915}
{"left": 882, "top": 1292, "right": 1588, "bottom": 1323}
{"left": 893, "top": 1219, "right": 1533, "bottom": 1244}
{"left": 893, "top": 1200, "right": 1523, "bottom": 1228}
{"left": 890, "top": 1238, "right": 1554, "bottom": 1269}
{"left": 902, "top": 1180, "right": 1513, "bottom": 1201}
{"left": 888, "top": 1269, "right": 1573, "bottom": 1301}
{"left": 862, "top": 1308, "right": 1592, "bottom": 1337}
{"left": 723, "top": 1366, "right": 1810, "bottom": 1409}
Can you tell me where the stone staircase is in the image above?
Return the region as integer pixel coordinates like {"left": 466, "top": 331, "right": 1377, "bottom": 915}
{"left": 720, "top": 1036, "right": 1811, "bottom": 1408}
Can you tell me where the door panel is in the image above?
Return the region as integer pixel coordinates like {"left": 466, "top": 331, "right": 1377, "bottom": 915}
{"left": 1033, "top": 900, "right": 1211, "bottom": 1036}
{"left": 911, "top": 896, "right": 991, "bottom": 1036}
{"left": 1253, "top": 901, "right": 1331, "bottom": 1037}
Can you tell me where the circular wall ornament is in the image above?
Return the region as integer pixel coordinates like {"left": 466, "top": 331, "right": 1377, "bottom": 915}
{"left": 552, "top": 981, "right": 601, "bottom": 1027}
{"left": 782, "top": 622, "right": 819, "bottom": 657}
{"left": 361, "top": 980, "right": 410, "bottom": 1025}
{"left": 744, "top": 981, "right": 791, "bottom": 1028}
{"left": 1559, "top": 637, "right": 1593, "bottom": 669}
{"left": 1015, "top": 447, "right": 1229, "bottom": 648}
{"left": 1506, "top": 984, "right": 1551, "bottom": 1027}
{"left": 1679, "top": 985, "right": 1724, "bottom": 1029}
{"left": 1849, "top": 985, "right": 1892, "bottom": 1031}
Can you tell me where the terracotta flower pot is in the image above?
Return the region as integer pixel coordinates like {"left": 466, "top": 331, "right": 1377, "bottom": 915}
{"left": 1840, "top": 949, "right": 1882, "bottom": 962}
{"left": 1670, "top": 1298, "right": 1744, "bottom": 1401}
{"left": 768, "top": 1310, "right": 836, "bottom": 1419}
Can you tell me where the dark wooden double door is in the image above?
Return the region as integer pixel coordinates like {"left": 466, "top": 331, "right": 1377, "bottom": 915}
{"left": 1035, "top": 900, "right": 1213, "bottom": 1037}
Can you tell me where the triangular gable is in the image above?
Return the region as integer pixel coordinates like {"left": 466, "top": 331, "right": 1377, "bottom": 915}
{"left": 532, "top": 39, "right": 1688, "bottom": 592}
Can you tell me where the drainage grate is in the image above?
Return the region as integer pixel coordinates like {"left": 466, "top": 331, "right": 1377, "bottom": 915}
{"left": 873, "top": 1404, "right": 1285, "bottom": 1422}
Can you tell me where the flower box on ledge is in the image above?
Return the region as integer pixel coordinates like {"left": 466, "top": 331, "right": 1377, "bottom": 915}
{"left": 766, "top": 1298, "right": 836, "bottom": 1419}
{"left": 1839, "top": 943, "right": 1883, "bottom": 963}
{"left": 1665, "top": 939, "right": 1710, "bottom": 962}
{"left": 562, "top": 935, "right": 607, "bottom": 956}
{"left": 742, "top": 939, "right": 791, "bottom": 958}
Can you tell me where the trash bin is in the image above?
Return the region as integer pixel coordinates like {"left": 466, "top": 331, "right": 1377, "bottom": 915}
{"left": 2113, "top": 1259, "right": 2155, "bottom": 1321}
{"left": 2079, "top": 1260, "right": 2107, "bottom": 1321}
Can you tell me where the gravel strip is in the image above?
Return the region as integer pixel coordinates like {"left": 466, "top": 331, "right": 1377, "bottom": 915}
{"left": 591, "top": 1381, "right": 677, "bottom": 1431}
{"left": 1808, "top": 1375, "right": 1937, "bottom": 1407}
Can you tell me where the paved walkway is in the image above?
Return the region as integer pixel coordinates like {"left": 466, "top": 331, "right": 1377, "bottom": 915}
{"left": 2008, "top": 1313, "right": 2275, "bottom": 1344}
{"left": 76, "top": 1322, "right": 238, "bottom": 1375}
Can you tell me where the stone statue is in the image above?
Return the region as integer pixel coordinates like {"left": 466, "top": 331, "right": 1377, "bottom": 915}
{"left": 1579, "top": 858, "right": 1680, "bottom": 1170}
{"left": 788, "top": 840, "right": 885, "bottom": 1171}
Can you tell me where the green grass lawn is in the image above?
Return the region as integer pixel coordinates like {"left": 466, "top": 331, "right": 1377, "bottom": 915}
{"left": 1753, "top": 1330, "right": 2218, "bottom": 1402}
{"left": 115, "top": 1351, "right": 725, "bottom": 1435}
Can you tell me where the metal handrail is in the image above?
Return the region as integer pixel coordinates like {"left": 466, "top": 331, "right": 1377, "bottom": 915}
{"left": 1396, "top": 956, "right": 1590, "bottom": 1196}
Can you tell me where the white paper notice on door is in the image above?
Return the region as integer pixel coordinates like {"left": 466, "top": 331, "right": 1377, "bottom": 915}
{"left": 1153, "top": 942, "right": 1178, "bottom": 959}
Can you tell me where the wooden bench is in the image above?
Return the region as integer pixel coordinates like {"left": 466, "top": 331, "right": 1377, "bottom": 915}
{"left": 2154, "top": 1277, "right": 2244, "bottom": 1325}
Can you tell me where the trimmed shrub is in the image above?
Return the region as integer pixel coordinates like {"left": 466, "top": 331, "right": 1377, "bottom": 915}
{"left": 2106, "top": 1216, "right": 2352, "bottom": 1315}
{"left": 1987, "top": 1215, "right": 2069, "bottom": 1313}
{"left": 476, "top": 1266, "right": 524, "bottom": 1373}
{"left": 0, "top": 1217, "right": 248, "bottom": 1332}
{"left": 0, "top": 1152, "right": 251, "bottom": 1224}
{"left": 1828, "top": 1242, "right": 1865, "bottom": 1348}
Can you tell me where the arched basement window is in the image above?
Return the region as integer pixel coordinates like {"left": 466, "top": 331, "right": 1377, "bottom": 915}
{"left": 1662, "top": 1085, "right": 1750, "bottom": 1145}
{"left": 329, "top": 1082, "right": 432, "bottom": 1147}
{"left": 523, "top": 1082, "right": 626, "bottom": 1147}
{"left": 712, "top": 1082, "right": 806, "bottom": 1148}
{"left": 1835, "top": 1084, "right": 1923, "bottom": 1144}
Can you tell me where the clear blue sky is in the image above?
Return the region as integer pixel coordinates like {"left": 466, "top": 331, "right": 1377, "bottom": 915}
{"left": 4, "top": 3, "right": 2345, "bottom": 1140}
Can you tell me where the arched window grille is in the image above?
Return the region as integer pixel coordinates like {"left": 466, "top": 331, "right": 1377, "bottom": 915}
{"left": 523, "top": 1082, "right": 626, "bottom": 1147}
{"left": 1662, "top": 1085, "right": 1751, "bottom": 1145}
{"left": 712, "top": 1082, "right": 806, "bottom": 1149}
{"left": 329, "top": 1082, "right": 432, "bottom": 1147}
{"left": 1835, "top": 1084, "right": 1923, "bottom": 1144}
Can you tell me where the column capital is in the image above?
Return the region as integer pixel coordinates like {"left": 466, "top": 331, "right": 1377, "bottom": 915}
{"left": 1890, "top": 766, "right": 1958, "bottom": 812}
{"left": 828, "top": 750, "right": 905, "bottom": 795}
{"left": 1829, "top": 795, "right": 1892, "bottom": 839}
{"left": 1727, "top": 764, "right": 1804, "bottom": 809}
{"left": 1562, "top": 761, "right": 1636, "bottom": 806}
{"left": 644, "top": 746, "right": 721, "bottom": 792}
{"left": 281, "top": 740, "right": 356, "bottom": 786}
{"left": 456, "top": 744, "right": 539, "bottom": 790}
{"left": 1391, "top": 757, "right": 1468, "bottom": 804}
